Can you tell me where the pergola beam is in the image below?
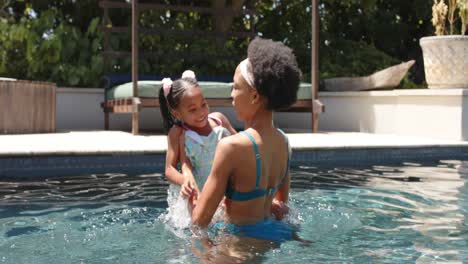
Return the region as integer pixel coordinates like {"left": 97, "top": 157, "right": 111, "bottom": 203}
{"left": 131, "top": 0, "right": 139, "bottom": 135}
{"left": 311, "top": 0, "right": 321, "bottom": 133}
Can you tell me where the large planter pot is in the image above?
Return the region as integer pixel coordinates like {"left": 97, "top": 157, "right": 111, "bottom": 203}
{"left": 0, "top": 80, "right": 56, "bottom": 134}
{"left": 420, "top": 35, "right": 468, "bottom": 89}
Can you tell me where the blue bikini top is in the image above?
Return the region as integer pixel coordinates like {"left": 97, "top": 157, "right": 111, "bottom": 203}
{"left": 225, "top": 130, "right": 290, "bottom": 202}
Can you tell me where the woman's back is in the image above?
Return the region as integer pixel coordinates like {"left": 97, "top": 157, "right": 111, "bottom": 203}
{"left": 223, "top": 128, "right": 290, "bottom": 225}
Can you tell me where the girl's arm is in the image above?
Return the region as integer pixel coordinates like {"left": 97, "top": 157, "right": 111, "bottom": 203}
{"left": 189, "top": 138, "right": 235, "bottom": 228}
{"left": 164, "top": 126, "right": 186, "bottom": 185}
{"left": 179, "top": 133, "right": 199, "bottom": 197}
{"left": 210, "top": 112, "right": 237, "bottom": 135}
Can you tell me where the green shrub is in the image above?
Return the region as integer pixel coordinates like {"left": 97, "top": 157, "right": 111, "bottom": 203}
{"left": 0, "top": 3, "right": 103, "bottom": 87}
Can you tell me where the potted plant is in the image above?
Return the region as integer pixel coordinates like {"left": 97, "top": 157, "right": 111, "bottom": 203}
{"left": 420, "top": 0, "right": 468, "bottom": 89}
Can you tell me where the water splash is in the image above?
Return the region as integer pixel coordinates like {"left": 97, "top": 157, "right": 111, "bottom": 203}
{"left": 158, "top": 184, "right": 192, "bottom": 238}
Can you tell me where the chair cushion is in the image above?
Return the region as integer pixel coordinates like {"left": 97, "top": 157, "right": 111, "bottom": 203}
{"left": 106, "top": 81, "right": 312, "bottom": 100}
{"left": 297, "top": 83, "right": 312, "bottom": 100}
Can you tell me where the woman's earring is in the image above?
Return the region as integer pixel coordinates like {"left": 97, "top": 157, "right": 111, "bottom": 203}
{"left": 251, "top": 94, "right": 258, "bottom": 105}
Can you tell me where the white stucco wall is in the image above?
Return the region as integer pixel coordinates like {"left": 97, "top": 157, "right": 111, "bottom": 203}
{"left": 56, "top": 87, "right": 468, "bottom": 141}
{"left": 312, "top": 89, "right": 468, "bottom": 141}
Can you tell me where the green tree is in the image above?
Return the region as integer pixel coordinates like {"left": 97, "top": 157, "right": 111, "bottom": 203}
{"left": 0, "top": 0, "right": 433, "bottom": 88}
{"left": 0, "top": 0, "right": 102, "bottom": 87}
{"left": 255, "top": 0, "right": 432, "bottom": 86}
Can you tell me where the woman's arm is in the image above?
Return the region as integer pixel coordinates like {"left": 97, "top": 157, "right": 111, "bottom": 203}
{"left": 164, "top": 126, "right": 186, "bottom": 185}
{"left": 210, "top": 112, "right": 237, "bottom": 135}
{"left": 271, "top": 174, "right": 290, "bottom": 220}
{"left": 189, "top": 138, "right": 235, "bottom": 228}
{"left": 271, "top": 136, "right": 291, "bottom": 220}
{"left": 274, "top": 173, "right": 290, "bottom": 203}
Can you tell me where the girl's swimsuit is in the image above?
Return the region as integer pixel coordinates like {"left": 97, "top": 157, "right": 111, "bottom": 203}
{"left": 214, "top": 130, "right": 294, "bottom": 243}
{"left": 183, "top": 114, "right": 230, "bottom": 189}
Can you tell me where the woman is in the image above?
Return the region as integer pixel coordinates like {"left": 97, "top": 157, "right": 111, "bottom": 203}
{"left": 188, "top": 37, "right": 301, "bottom": 242}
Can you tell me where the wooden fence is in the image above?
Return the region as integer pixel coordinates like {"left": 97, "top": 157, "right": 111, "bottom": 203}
{"left": 0, "top": 80, "right": 56, "bottom": 134}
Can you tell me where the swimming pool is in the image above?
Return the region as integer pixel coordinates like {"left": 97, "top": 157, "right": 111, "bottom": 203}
{"left": 0, "top": 159, "right": 467, "bottom": 263}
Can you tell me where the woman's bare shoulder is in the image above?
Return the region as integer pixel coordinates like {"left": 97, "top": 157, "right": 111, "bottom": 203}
{"left": 217, "top": 132, "right": 250, "bottom": 152}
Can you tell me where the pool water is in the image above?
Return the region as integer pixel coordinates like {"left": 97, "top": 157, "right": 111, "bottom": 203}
{"left": 0, "top": 160, "right": 467, "bottom": 263}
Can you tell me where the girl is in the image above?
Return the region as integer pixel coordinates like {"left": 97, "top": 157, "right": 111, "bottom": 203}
{"left": 159, "top": 70, "right": 237, "bottom": 198}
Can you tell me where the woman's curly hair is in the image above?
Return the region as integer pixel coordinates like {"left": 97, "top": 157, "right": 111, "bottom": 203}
{"left": 248, "top": 37, "right": 302, "bottom": 111}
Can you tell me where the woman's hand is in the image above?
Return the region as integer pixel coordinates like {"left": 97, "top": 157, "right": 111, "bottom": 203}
{"left": 271, "top": 199, "right": 290, "bottom": 220}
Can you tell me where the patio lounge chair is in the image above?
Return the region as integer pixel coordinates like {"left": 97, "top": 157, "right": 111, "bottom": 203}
{"left": 101, "top": 75, "right": 320, "bottom": 127}
{"left": 99, "top": 1, "right": 324, "bottom": 134}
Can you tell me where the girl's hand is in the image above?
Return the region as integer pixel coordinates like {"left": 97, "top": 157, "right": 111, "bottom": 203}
{"left": 181, "top": 177, "right": 198, "bottom": 198}
{"left": 188, "top": 188, "right": 198, "bottom": 215}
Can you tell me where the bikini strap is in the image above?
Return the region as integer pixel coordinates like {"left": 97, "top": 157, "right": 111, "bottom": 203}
{"left": 224, "top": 130, "right": 289, "bottom": 202}
{"left": 240, "top": 131, "right": 261, "bottom": 189}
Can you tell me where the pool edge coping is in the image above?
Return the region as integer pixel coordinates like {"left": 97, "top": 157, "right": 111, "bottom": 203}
{"left": 1, "top": 144, "right": 467, "bottom": 158}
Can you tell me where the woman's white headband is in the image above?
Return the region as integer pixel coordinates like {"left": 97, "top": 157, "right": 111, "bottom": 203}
{"left": 239, "top": 58, "right": 255, "bottom": 88}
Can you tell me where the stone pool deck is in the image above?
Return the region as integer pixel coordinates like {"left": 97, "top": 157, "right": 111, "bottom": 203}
{"left": 0, "top": 130, "right": 467, "bottom": 156}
